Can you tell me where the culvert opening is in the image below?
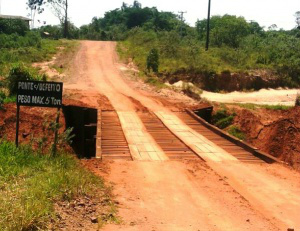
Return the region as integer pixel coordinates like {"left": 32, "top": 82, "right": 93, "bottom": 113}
{"left": 193, "top": 106, "right": 213, "bottom": 123}
{"left": 62, "top": 105, "right": 98, "bottom": 158}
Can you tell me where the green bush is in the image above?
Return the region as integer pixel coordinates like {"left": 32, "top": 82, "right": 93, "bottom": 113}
{"left": 0, "top": 32, "right": 41, "bottom": 49}
{"left": 3, "top": 95, "right": 16, "bottom": 104}
{"left": 212, "top": 108, "right": 228, "bottom": 123}
{"left": 7, "top": 64, "right": 34, "bottom": 95}
{"left": 212, "top": 108, "right": 235, "bottom": 129}
{"left": 37, "top": 22, "right": 80, "bottom": 40}
{"left": 263, "top": 105, "right": 291, "bottom": 110}
{"left": 215, "top": 115, "right": 234, "bottom": 129}
{"left": 6, "top": 64, "right": 47, "bottom": 95}
{"left": 147, "top": 48, "right": 159, "bottom": 72}
{"left": 0, "top": 18, "right": 29, "bottom": 36}
{"left": 228, "top": 125, "right": 246, "bottom": 140}
{"left": 38, "top": 25, "right": 63, "bottom": 39}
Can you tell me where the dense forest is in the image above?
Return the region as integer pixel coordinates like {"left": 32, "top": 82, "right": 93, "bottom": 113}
{"left": 1, "top": 1, "right": 300, "bottom": 91}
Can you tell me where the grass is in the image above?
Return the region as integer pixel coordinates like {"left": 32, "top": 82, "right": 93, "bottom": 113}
{"left": 99, "top": 202, "right": 122, "bottom": 228}
{"left": 233, "top": 103, "right": 292, "bottom": 111}
{"left": 116, "top": 42, "right": 128, "bottom": 63}
{"left": 228, "top": 125, "right": 246, "bottom": 140}
{"left": 215, "top": 115, "right": 234, "bottom": 129}
{"left": 0, "top": 38, "right": 77, "bottom": 104}
{"left": 262, "top": 105, "right": 291, "bottom": 110}
{"left": 117, "top": 42, "right": 166, "bottom": 89}
{"left": 145, "top": 75, "right": 166, "bottom": 89}
{"left": 211, "top": 108, "right": 246, "bottom": 140}
{"left": 51, "top": 40, "right": 79, "bottom": 74}
{"left": 3, "top": 95, "right": 16, "bottom": 104}
{"left": 0, "top": 39, "right": 70, "bottom": 77}
{"left": 0, "top": 141, "right": 116, "bottom": 231}
{"left": 212, "top": 108, "right": 234, "bottom": 127}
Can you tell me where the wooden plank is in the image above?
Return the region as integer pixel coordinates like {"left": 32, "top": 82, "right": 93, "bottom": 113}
{"left": 176, "top": 112, "right": 265, "bottom": 164}
{"left": 138, "top": 112, "right": 201, "bottom": 161}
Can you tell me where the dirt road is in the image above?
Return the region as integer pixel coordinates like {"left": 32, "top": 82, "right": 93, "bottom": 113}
{"left": 201, "top": 89, "right": 299, "bottom": 106}
{"left": 65, "top": 41, "right": 300, "bottom": 231}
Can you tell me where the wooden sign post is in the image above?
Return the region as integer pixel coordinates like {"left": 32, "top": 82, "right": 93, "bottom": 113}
{"left": 15, "top": 105, "right": 20, "bottom": 147}
{"left": 16, "top": 80, "right": 63, "bottom": 150}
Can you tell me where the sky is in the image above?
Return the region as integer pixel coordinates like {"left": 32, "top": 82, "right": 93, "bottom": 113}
{"left": 0, "top": 0, "right": 299, "bottom": 30}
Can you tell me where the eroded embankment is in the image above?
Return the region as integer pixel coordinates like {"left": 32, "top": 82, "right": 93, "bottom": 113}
{"left": 227, "top": 105, "right": 300, "bottom": 170}
{"left": 164, "top": 70, "right": 292, "bottom": 92}
{"left": 0, "top": 89, "right": 112, "bottom": 152}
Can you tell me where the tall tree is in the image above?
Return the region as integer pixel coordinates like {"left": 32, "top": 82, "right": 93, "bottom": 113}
{"left": 27, "top": 0, "right": 69, "bottom": 38}
{"left": 133, "top": 1, "right": 142, "bottom": 9}
{"left": 295, "top": 11, "right": 300, "bottom": 29}
{"left": 196, "top": 15, "right": 251, "bottom": 48}
{"left": 27, "top": 0, "right": 44, "bottom": 28}
{"left": 51, "top": 0, "right": 68, "bottom": 38}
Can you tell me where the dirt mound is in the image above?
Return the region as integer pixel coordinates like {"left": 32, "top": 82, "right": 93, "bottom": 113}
{"left": 64, "top": 89, "right": 114, "bottom": 110}
{"left": 231, "top": 106, "right": 300, "bottom": 169}
{"left": 0, "top": 91, "right": 113, "bottom": 149}
{"left": 0, "top": 104, "right": 62, "bottom": 148}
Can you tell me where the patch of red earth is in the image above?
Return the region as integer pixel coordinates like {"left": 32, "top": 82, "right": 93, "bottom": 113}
{"left": 82, "top": 159, "right": 280, "bottom": 231}
{"left": 227, "top": 105, "right": 300, "bottom": 170}
{"left": 0, "top": 103, "right": 63, "bottom": 148}
{"left": 0, "top": 96, "right": 115, "bottom": 231}
{"left": 0, "top": 90, "right": 111, "bottom": 149}
{"left": 64, "top": 89, "right": 113, "bottom": 110}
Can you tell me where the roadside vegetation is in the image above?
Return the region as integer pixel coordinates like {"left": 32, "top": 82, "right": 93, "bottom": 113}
{"left": 211, "top": 102, "right": 293, "bottom": 141}
{"left": 211, "top": 107, "right": 235, "bottom": 128}
{"left": 232, "top": 103, "right": 291, "bottom": 111}
{"left": 227, "top": 126, "right": 246, "bottom": 141}
{"left": 0, "top": 141, "right": 116, "bottom": 231}
{"left": 116, "top": 12, "right": 300, "bottom": 91}
{"left": 0, "top": 17, "right": 76, "bottom": 104}
{"left": 0, "top": 31, "right": 60, "bottom": 76}
{"left": 0, "top": 16, "right": 117, "bottom": 231}
{"left": 211, "top": 106, "right": 246, "bottom": 140}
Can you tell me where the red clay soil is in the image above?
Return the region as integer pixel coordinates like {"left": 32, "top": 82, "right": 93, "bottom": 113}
{"left": 0, "top": 103, "right": 62, "bottom": 147}
{"left": 84, "top": 159, "right": 279, "bottom": 231}
{"left": 0, "top": 91, "right": 114, "bottom": 231}
{"left": 64, "top": 89, "right": 113, "bottom": 110}
{"left": 0, "top": 90, "right": 112, "bottom": 149}
{"left": 228, "top": 105, "right": 300, "bottom": 170}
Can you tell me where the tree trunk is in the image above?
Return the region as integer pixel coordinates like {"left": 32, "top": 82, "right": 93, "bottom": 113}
{"left": 63, "top": 0, "right": 68, "bottom": 38}
{"left": 32, "top": 8, "right": 36, "bottom": 28}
